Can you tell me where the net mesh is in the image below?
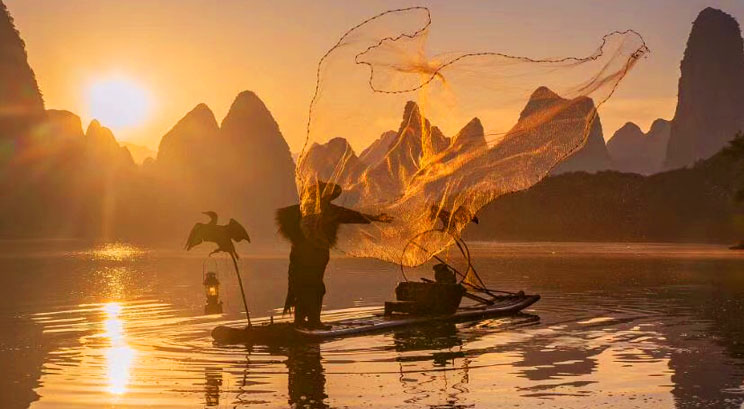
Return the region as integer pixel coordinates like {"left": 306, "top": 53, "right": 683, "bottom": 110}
{"left": 296, "top": 7, "right": 648, "bottom": 267}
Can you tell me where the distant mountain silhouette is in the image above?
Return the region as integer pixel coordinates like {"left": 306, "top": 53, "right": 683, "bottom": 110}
{"left": 215, "top": 91, "right": 297, "bottom": 235}
{"left": 302, "top": 137, "right": 362, "bottom": 184}
{"left": 121, "top": 142, "right": 155, "bottom": 164}
{"left": 84, "top": 120, "right": 135, "bottom": 168}
{"left": 519, "top": 87, "right": 612, "bottom": 175}
{"left": 0, "top": 3, "right": 98, "bottom": 238}
{"left": 44, "top": 110, "right": 84, "bottom": 141}
{"left": 304, "top": 87, "right": 609, "bottom": 221}
{"left": 664, "top": 8, "right": 744, "bottom": 169}
{"left": 469, "top": 140, "right": 744, "bottom": 243}
{"left": 142, "top": 92, "right": 298, "bottom": 243}
{"left": 450, "top": 118, "right": 486, "bottom": 151}
{"left": 607, "top": 119, "right": 670, "bottom": 174}
{"left": 434, "top": 117, "right": 487, "bottom": 165}
{"left": 0, "top": 2, "right": 299, "bottom": 244}
{"left": 77, "top": 121, "right": 137, "bottom": 238}
{"left": 130, "top": 104, "right": 218, "bottom": 240}
{"left": 302, "top": 105, "right": 488, "bottom": 203}
{"left": 562, "top": 119, "right": 610, "bottom": 174}
{"left": 2, "top": 110, "right": 88, "bottom": 237}
{"left": 358, "top": 130, "right": 396, "bottom": 166}
{"left": 360, "top": 101, "right": 450, "bottom": 199}
{"left": 0, "top": 2, "right": 43, "bottom": 146}
{"left": 0, "top": 0, "right": 46, "bottom": 231}
{"left": 1, "top": 0, "right": 743, "bottom": 250}
{"left": 156, "top": 103, "right": 219, "bottom": 178}
{"left": 38, "top": 110, "right": 86, "bottom": 163}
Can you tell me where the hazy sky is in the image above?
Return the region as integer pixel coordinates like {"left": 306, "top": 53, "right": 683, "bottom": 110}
{"left": 5, "top": 0, "right": 744, "bottom": 151}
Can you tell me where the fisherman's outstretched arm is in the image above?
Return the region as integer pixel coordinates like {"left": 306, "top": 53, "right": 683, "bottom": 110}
{"left": 333, "top": 205, "right": 393, "bottom": 224}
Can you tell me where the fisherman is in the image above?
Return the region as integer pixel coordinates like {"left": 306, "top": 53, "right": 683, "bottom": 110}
{"left": 276, "top": 182, "right": 392, "bottom": 329}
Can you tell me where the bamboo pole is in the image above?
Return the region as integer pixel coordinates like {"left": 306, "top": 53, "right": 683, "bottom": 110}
{"left": 229, "top": 252, "right": 252, "bottom": 327}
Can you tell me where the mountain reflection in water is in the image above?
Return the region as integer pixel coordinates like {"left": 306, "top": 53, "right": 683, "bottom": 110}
{"left": 0, "top": 242, "right": 743, "bottom": 408}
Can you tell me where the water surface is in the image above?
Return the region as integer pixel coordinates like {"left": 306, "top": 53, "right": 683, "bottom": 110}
{"left": 2, "top": 241, "right": 744, "bottom": 408}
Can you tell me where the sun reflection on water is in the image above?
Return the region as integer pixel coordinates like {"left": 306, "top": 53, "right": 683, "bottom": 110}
{"left": 83, "top": 242, "right": 145, "bottom": 261}
{"left": 102, "top": 302, "right": 135, "bottom": 395}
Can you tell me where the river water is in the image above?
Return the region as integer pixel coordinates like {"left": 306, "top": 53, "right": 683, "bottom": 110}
{"left": 1, "top": 241, "right": 744, "bottom": 408}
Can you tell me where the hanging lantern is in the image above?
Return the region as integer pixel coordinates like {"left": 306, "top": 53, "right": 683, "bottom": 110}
{"left": 203, "top": 271, "right": 223, "bottom": 314}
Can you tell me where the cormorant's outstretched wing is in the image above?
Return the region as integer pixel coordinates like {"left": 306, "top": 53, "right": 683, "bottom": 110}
{"left": 185, "top": 223, "right": 207, "bottom": 250}
{"left": 227, "top": 219, "right": 251, "bottom": 243}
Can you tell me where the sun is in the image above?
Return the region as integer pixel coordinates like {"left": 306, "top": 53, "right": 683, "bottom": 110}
{"left": 86, "top": 76, "right": 152, "bottom": 130}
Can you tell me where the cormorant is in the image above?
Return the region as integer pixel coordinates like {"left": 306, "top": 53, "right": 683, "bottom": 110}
{"left": 185, "top": 211, "right": 251, "bottom": 259}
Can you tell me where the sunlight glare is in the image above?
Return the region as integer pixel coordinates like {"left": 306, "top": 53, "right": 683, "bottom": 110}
{"left": 87, "top": 76, "right": 152, "bottom": 130}
{"left": 102, "top": 302, "right": 135, "bottom": 395}
{"left": 88, "top": 242, "right": 144, "bottom": 262}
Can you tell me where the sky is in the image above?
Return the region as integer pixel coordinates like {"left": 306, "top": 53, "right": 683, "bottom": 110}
{"left": 5, "top": 0, "right": 744, "bottom": 152}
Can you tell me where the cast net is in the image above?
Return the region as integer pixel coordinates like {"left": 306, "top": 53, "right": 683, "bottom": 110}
{"left": 296, "top": 7, "right": 648, "bottom": 268}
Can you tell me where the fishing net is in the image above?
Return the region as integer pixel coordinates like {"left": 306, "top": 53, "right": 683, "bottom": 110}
{"left": 296, "top": 7, "right": 648, "bottom": 268}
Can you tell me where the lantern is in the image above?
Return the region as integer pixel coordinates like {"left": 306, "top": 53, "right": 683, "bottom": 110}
{"left": 203, "top": 271, "right": 223, "bottom": 314}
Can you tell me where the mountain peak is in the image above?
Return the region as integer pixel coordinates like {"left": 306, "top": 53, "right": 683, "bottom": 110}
{"left": 509, "top": 87, "right": 609, "bottom": 174}
{"left": 664, "top": 7, "right": 744, "bottom": 169}
{"left": 218, "top": 90, "right": 297, "bottom": 214}
{"left": 221, "top": 90, "right": 281, "bottom": 141}
{"left": 156, "top": 103, "right": 219, "bottom": 167}
{"left": 648, "top": 118, "right": 670, "bottom": 134}
{"left": 461, "top": 117, "right": 483, "bottom": 132}
{"left": 234, "top": 89, "right": 261, "bottom": 102}
{"left": 191, "top": 102, "right": 213, "bottom": 115}
{"left": 86, "top": 119, "right": 105, "bottom": 134}
{"left": 183, "top": 103, "right": 218, "bottom": 127}
{"left": 0, "top": 1, "right": 44, "bottom": 137}
{"left": 530, "top": 86, "right": 560, "bottom": 100}
{"left": 325, "top": 136, "right": 353, "bottom": 149}
{"left": 45, "top": 110, "right": 83, "bottom": 136}
{"left": 609, "top": 118, "right": 670, "bottom": 175}
{"left": 696, "top": 7, "right": 738, "bottom": 24}
{"left": 689, "top": 7, "right": 741, "bottom": 51}
{"left": 84, "top": 119, "right": 134, "bottom": 167}
{"left": 451, "top": 117, "right": 486, "bottom": 150}
{"left": 228, "top": 91, "right": 269, "bottom": 115}
{"left": 395, "top": 100, "right": 449, "bottom": 156}
{"left": 608, "top": 122, "right": 643, "bottom": 147}
{"left": 151, "top": 90, "right": 297, "bottom": 240}
{"left": 359, "top": 130, "right": 397, "bottom": 166}
{"left": 616, "top": 121, "right": 642, "bottom": 135}
{"left": 85, "top": 119, "right": 116, "bottom": 144}
{"left": 520, "top": 86, "right": 563, "bottom": 120}
{"left": 303, "top": 136, "right": 361, "bottom": 184}
{"left": 403, "top": 100, "right": 420, "bottom": 117}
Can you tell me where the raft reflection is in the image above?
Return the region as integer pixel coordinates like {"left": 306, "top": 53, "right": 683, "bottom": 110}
{"left": 204, "top": 369, "right": 222, "bottom": 407}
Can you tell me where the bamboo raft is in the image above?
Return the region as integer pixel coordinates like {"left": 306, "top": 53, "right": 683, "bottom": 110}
{"left": 212, "top": 292, "right": 539, "bottom": 345}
